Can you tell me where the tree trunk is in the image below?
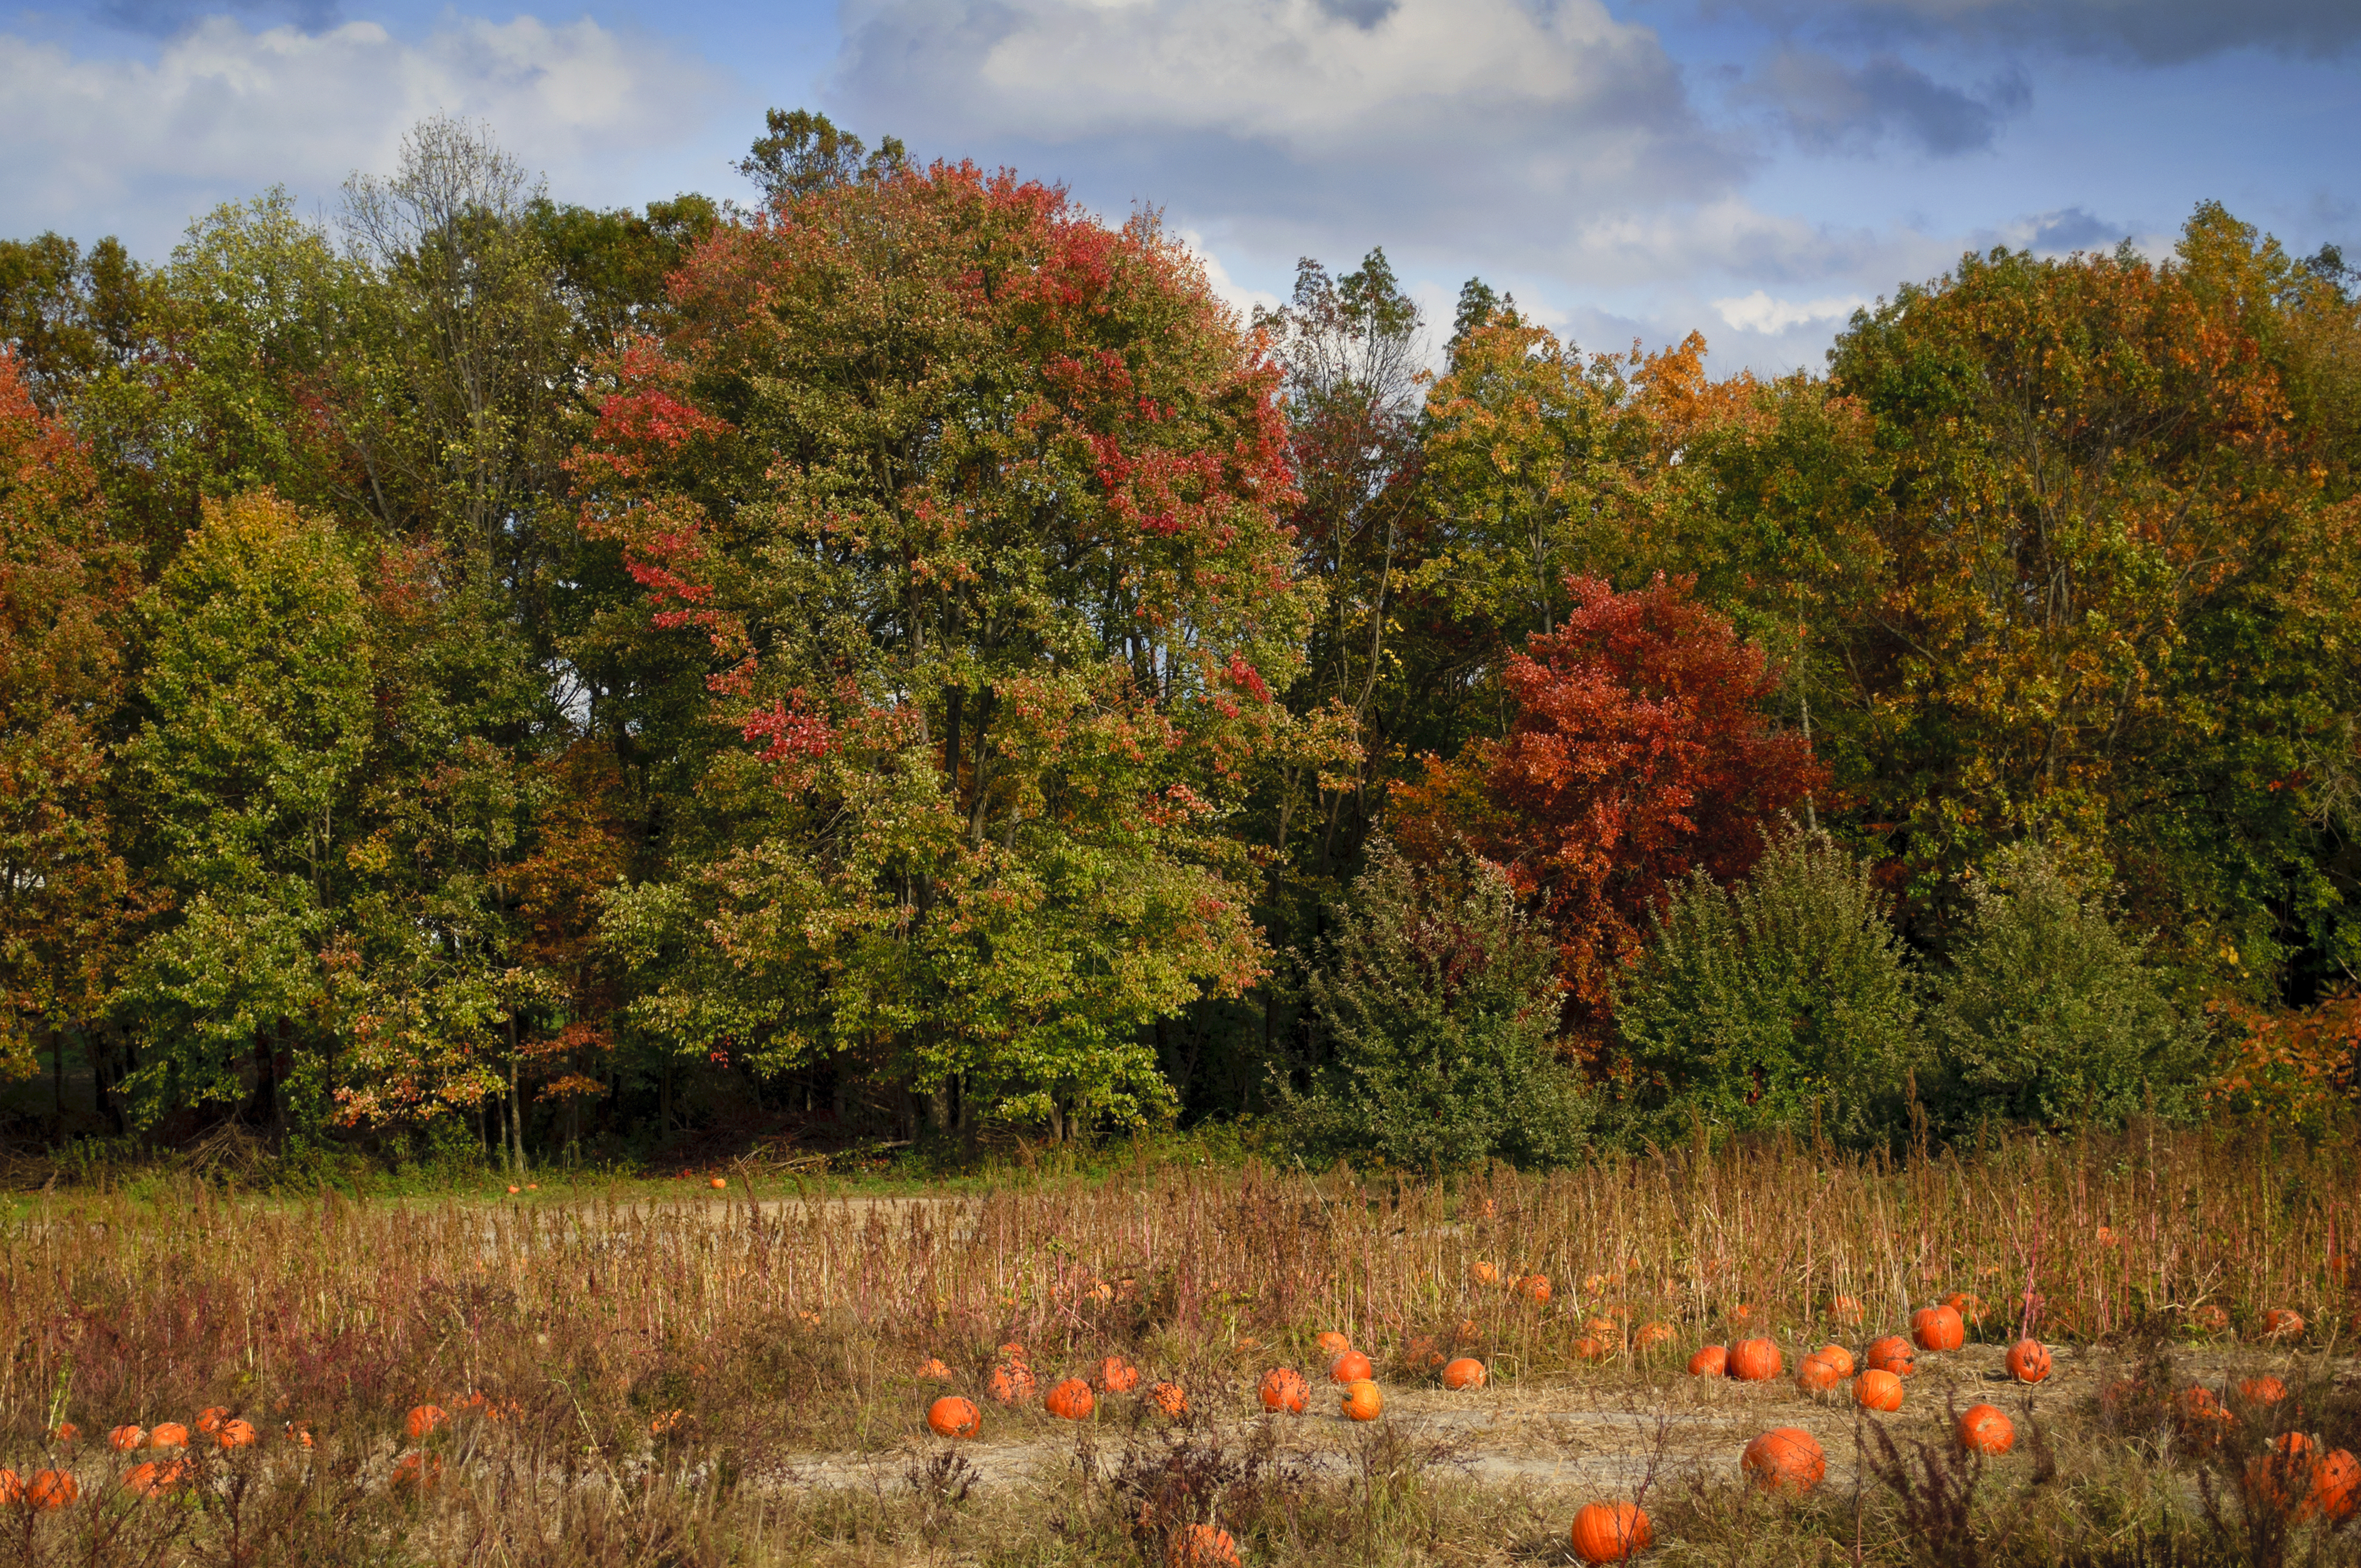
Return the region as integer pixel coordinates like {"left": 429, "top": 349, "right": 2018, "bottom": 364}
{"left": 246, "top": 1025, "right": 278, "bottom": 1133}
{"left": 507, "top": 1012, "right": 527, "bottom": 1174}
{"left": 270, "top": 1019, "right": 289, "bottom": 1146}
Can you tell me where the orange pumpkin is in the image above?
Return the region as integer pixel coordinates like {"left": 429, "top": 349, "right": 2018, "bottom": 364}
{"left": 108, "top": 1425, "right": 145, "bottom": 1452}
{"left": 0, "top": 1469, "right": 18, "bottom": 1505}
{"left": 2246, "top": 1433, "right": 2318, "bottom": 1513}
{"left": 1814, "top": 1344, "right": 1856, "bottom": 1378}
{"left": 147, "top": 1422, "right": 190, "bottom": 1450}
{"left": 2313, "top": 1448, "right": 2359, "bottom": 1522}
{"left": 1314, "top": 1331, "right": 1352, "bottom": 1358}
{"left": 1574, "top": 1336, "right": 1612, "bottom": 1362}
{"left": 1687, "top": 1345, "right": 1728, "bottom": 1378}
{"left": 926, "top": 1397, "right": 981, "bottom": 1438}
{"left": 122, "top": 1460, "right": 188, "bottom": 1499}
{"left": 709, "top": 1177, "right": 729, "bottom": 1191}
{"left": 2239, "top": 1375, "right": 2288, "bottom": 1405}
{"left": 1169, "top": 1522, "right": 1242, "bottom": 1567}
{"left": 1569, "top": 1501, "right": 1652, "bottom": 1564}
{"left": 1742, "top": 1427, "right": 1826, "bottom": 1494}
{"left": 1854, "top": 1370, "right": 1904, "bottom": 1412}
{"left": 1633, "top": 1320, "right": 1675, "bottom": 1353}
{"left": 1259, "top": 1368, "right": 1310, "bottom": 1414}
{"left": 2179, "top": 1386, "right": 2233, "bottom": 1435}
{"left": 1520, "top": 1275, "right": 1553, "bottom": 1306}
{"left": 284, "top": 1422, "right": 314, "bottom": 1449}
{"left": 122, "top": 1455, "right": 186, "bottom": 1492}
{"left": 1098, "top": 1356, "right": 1141, "bottom": 1393}
{"left": 217, "top": 1419, "right": 259, "bottom": 1450}
{"left": 989, "top": 1363, "right": 1038, "bottom": 1404}
{"left": 1797, "top": 1354, "right": 1845, "bottom": 1394}
{"left": 1439, "top": 1356, "right": 1486, "bottom": 1390}
{"left": 1581, "top": 1315, "right": 1618, "bottom": 1342}
{"left": 1957, "top": 1404, "right": 2014, "bottom": 1456}
{"left": 26, "top": 1469, "right": 76, "bottom": 1511}
{"left": 50, "top": 1422, "right": 78, "bottom": 1446}
{"left": 195, "top": 1406, "right": 229, "bottom": 1435}
{"left": 1865, "top": 1336, "right": 1916, "bottom": 1376}
{"left": 390, "top": 1450, "right": 442, "bottom": 1493}
{"left": 405, "top": 1404, "right": 447, "bottom": 1441}
{"left": 1045, "top": 1378, "right": 1096, "bottom": 1420}
{"left": 998, "top": 1341, "right": 1030, "bottom": 1363}
{"left": 1340, "top": 1379, "right": 1384, "bottom": 1422}
{"left": 1727, "top": 1337, "right": 1782, "bottom": 1382}
{"left": 1944, "top": 1292, "right": 1988, "bottom": 1325}
{"left": 1329, "top": 1351, "right": 1376, "bottom": 1384}
{"left": 1148, "top": 1381, "right": 1189, "bottom": 1418}
{"left": 1911, "top": 1305, "right": 1965, "bottom": 1353}
{"left": 2189, "top": 1303, "right": 2231, "bottom": 1335}
{"left": 917, "top": 1357, "right": 955, "bottom": 1381}
{"left": 1471, "top": 1261, "right": 1502, "bottom": 1287}
{"left": 2005, "top": 1339, "right": 2052, "bottom": 1384}
{"left": 1827, "top": 1295, "right": 1865, "bottom": 1325}
{"left": 2260, "top": 1308, "right": 2305, "bottom": 1341}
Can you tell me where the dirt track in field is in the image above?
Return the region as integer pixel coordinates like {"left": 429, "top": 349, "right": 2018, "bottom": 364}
{"left": 777, "top": 1340, "right": 2358, "bottom": 1500}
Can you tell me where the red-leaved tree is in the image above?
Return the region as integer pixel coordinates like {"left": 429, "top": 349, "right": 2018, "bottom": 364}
{"left": 1391, "top": 574, "right": 1824, "bottom": 1043}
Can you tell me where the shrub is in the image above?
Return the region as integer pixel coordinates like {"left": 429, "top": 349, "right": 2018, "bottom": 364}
{"left": 1927, "top": 842, "right": 2208, "bottom": 1129}
{"left": 1614, "top": 824, "right": 1923, "bottom": 1146}
{"left": 1280, "top": 837, "right": 1592, "bottom": 1170}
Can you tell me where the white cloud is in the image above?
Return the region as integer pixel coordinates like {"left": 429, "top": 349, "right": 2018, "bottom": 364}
{"left": 1711, "top": 288, "right": 1868, "bottom": 334}
{"left": 0, "top": 15, "right": 729, "bottom": 251}
{"left": 832, "top": 0, "right": 1747, "bottom": 263}
{"left": 1176, "top": 230, "right": 1281, "bottom": 322}
{"left": 942, "top": 0, "right": 1667, "bottom": 149}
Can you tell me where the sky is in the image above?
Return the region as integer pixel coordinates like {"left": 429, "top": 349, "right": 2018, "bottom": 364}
{"left": 2, "top": 0, "right": 2355, "bottom": 372}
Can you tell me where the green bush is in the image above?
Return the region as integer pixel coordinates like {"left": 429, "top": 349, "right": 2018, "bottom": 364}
{"left": 1615, "top": 825, "right": 1922, "bottom": 1146}
{"left": 1927, "top": 841, "right": 2208, "bottom": 1128}
{"left": 1280, "top": 837, "right": 1592, "bottom": 1171}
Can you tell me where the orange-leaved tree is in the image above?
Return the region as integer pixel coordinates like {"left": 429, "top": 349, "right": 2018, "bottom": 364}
{"left": 1392, "top": 574, "right": 1824, "bottom": 1044}
{"left": 0, "top": 350, "right": 137, "bottom": 1088}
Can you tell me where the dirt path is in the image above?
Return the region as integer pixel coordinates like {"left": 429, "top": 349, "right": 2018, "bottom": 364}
{"left": 771, "top": 1341, "right": 2359, "bottom": 1502}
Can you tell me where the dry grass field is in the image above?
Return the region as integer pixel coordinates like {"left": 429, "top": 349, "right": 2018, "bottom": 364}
{"left": 2, "top": 1125, "right": 2358, "bottom": 1566}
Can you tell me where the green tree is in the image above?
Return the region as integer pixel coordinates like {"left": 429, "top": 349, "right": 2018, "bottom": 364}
{"left": 1251, "top": 251, "right": 1421, "bottom": 888}
{"left": 1615, "top": 825, "right": 1923, "bottom": 1146}
{"left": 1927, "top": 841, "right": 2208, "bottom": 1128}
{"left": 736, "top": 108, "right": 910, "bottom": 205}
{"left": 73, "top": 190, "right": 357, "bottom": 563}
{"left": 0, "top": 233, "right": 151, "bottom": 409}
{"left": 115, "top": 492, "right": 373, "bottom": 1128}
{"left": 338, "top": 116, "right": 575, "bottom": 603}
{"left": 571, "top": 143, "right": 1314, "bottom": 1139}
{"left": 1281, "top": 837, "right": 1590, "bottom": 1170}
{"left": 1816, "top": 225, "right": 2358, "bottom": 979}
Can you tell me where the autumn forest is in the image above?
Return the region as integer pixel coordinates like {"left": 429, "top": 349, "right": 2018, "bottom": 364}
{"left": 4, "top": 107, "right": 2358, "bottom": 1175}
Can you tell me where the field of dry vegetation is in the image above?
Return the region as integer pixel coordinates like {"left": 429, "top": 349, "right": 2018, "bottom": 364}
{"left": 2, "top": 1124, "right": 2359, "bottom": 1567}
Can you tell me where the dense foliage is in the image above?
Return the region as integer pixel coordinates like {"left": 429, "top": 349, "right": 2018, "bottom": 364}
{"left": 1281, "top": 838, "right": 1591, "bottom": 1170}
{"left": 2, "top": 111, "right": 2356, "bottom": 1164}
{"left": 1615, "top": 825, "right": 1922, "bottom": 1147}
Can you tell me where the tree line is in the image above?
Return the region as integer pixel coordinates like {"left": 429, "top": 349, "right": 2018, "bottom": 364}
{"left": 2, "top": 110, "right": 2355, "bottom": 1169}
